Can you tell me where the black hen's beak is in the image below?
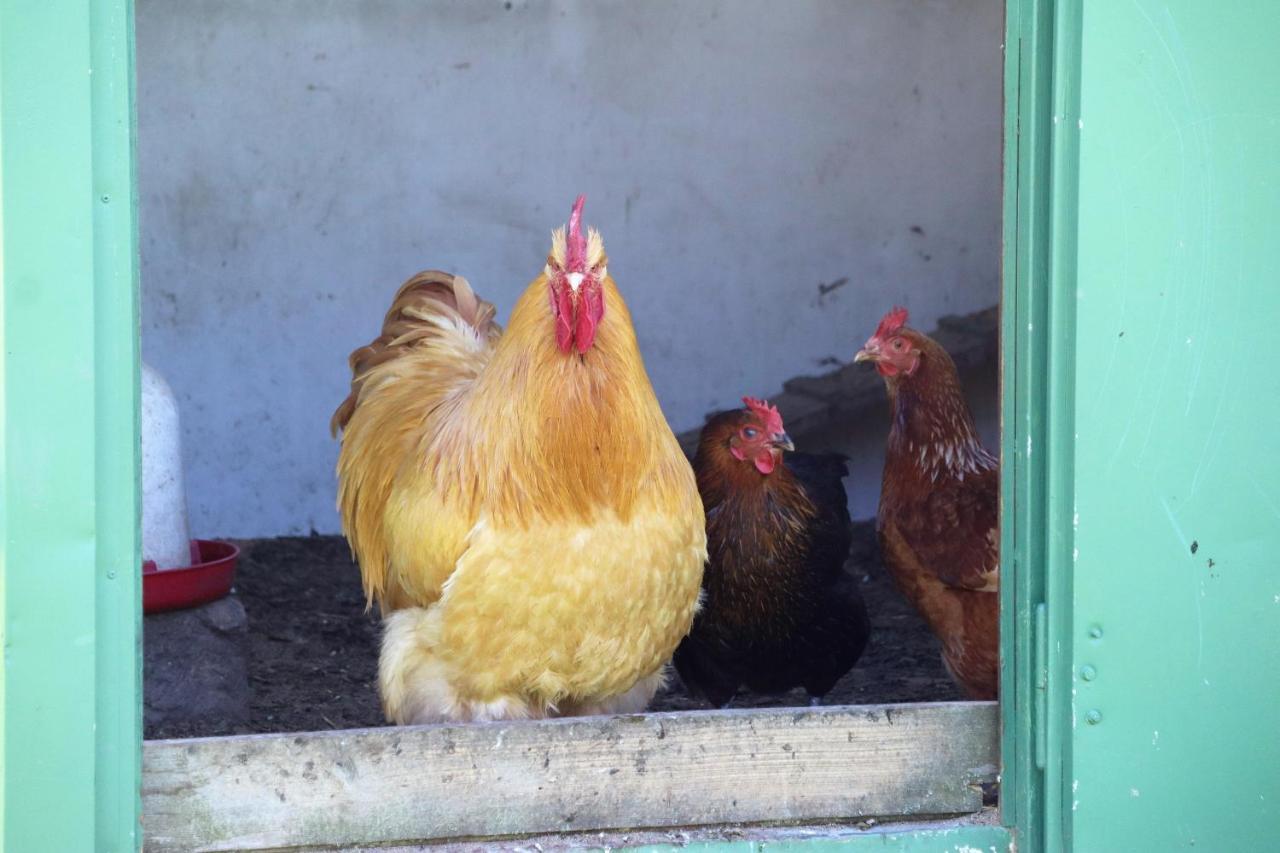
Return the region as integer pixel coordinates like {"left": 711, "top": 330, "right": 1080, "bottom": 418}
{"left": 772, "top": 432, "right": 795, "bottom": 452}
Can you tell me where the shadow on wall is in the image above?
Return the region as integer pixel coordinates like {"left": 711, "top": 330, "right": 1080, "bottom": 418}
{"left": 678, "top": 305, "right": 999, "bottom": 519}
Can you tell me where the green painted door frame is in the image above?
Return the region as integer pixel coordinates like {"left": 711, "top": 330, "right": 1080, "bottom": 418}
{"left": 0, "top": 1, "right": 141, "bottom": 850}
{"left": 1000, "top": 0, "right": 1083, "bottom": 849}
{"left": 999, "top": 0, "right": 1054, "bottom": 846}
{"left": 1005, "top": 1, "right": 1280, "bottom": 851}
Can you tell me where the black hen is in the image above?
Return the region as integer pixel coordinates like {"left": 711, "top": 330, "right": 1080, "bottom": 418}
{"left": 673, "top": 398, "right": 871, "bottom": 707}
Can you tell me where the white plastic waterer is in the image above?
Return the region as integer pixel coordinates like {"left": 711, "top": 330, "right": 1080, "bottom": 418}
{"left": 141, "top": 361, "right": 192, "bottom": 570}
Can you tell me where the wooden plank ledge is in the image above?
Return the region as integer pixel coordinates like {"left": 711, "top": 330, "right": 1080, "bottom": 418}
{"left": 324, "top": 813, "right": 1010, "bottom": 852}
{"left": 143, "top": 701, "right": 998, "bottom": 852}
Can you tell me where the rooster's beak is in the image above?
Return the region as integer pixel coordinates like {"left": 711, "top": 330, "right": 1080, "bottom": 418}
{"left": 854, "top": 345, "right": 878, "bottom": 364}
{"left": 772, "top": 432, "right": 795, "bottom": 452}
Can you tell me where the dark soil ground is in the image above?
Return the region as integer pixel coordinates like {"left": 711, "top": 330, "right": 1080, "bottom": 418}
{"left": 145, "top": 520, "right": 961, "bottom": 740}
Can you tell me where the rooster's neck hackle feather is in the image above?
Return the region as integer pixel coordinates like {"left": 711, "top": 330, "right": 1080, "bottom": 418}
{"left": 446, "top": 272, "right": 693, "bottom": 526}
{"left": 336, "top": 271, "right": 691, "bottom": 531}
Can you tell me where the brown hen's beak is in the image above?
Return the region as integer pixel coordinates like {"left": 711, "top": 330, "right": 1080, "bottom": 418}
{"left": 854, "top": 345, "right": 878, "bottom": 364}
{"left": 772, "top": 432, "right": 795, "bottom": 452}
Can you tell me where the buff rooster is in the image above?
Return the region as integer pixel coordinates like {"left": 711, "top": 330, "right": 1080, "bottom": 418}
{"left": 330, "top": 196, "right": 706, "bottom": 725}
{"left": 855, "top": 307, "right": 999, "bottom": 699}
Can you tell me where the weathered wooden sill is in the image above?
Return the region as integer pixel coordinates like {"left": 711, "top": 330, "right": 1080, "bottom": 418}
{"left": 143, "top": 701, "right": 998, "bottom": 852}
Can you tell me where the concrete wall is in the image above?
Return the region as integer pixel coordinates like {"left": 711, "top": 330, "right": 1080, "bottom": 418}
{"left": 137, "top": 0, "right": 1003, "bottom": 536}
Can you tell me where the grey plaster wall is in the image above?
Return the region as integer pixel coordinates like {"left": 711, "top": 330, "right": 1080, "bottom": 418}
{"left": 137, "top": 0, "right": 1003, "bottom": 536}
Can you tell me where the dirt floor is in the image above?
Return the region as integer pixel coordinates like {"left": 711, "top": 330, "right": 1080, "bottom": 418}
{"left": 145, "top": 520, "right": 961, "bottom": 740}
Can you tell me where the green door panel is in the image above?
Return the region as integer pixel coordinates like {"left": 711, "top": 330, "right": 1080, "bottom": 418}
{"left": 0, "top": 0, "right": 141, "bottom": 849}
{"left": 1069, "top": 2, "right": 1280, "bottom": 849}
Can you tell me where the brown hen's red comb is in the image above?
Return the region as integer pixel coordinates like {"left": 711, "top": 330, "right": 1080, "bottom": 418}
{"left": 874, "top": 306, "right": 910, "bottom": 339}
{"left": 742, "top": 396, "right": 785, "bottom": 436}
{"left": 565, "top": 194, "right": 588, "bottom": 272}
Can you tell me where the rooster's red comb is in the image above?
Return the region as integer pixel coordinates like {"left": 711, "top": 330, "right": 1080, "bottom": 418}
{"left": 565, "top": 194, "right": 588, "bottom": 272}
{"left": 874, "top": 306, "right": 910, "bottom": 340}
{"left": 742, "top": 396, "right": 785, "bottom": 436}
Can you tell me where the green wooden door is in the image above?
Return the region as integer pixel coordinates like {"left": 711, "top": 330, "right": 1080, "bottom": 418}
{"left": 1053, "top": 1, "right": 1280, "bottom": 849}
{"left": 0, "top": 0, "right": 141, "bottom": 850}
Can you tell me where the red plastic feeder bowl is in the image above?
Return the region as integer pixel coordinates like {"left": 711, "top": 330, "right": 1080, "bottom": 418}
{"left": 143, "top": 539, "right": 239, "bottom": 614}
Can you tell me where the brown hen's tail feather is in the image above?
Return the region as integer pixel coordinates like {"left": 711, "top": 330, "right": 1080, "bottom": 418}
{"left": 330, "top": 270, "right": 500, "bottom": 437}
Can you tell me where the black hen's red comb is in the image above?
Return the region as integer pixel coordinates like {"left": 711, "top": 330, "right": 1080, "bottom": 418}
{"left": 742, "top": 396, "right": 785, "bottom": 436}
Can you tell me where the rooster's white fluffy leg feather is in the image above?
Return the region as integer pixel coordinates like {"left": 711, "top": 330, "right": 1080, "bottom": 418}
{"left": 380, "top": 609, "right": 669, "bottom": 725}
{"left": 557, "top": 668, "right": 667, "bottom": 717}
{"left": 379, "top": 606, "right": 545, "bottom": 725}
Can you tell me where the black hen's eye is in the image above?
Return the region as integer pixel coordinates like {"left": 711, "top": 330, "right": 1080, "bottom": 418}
{"left": 742, "top": 427, "right": 758, "bottom": 439}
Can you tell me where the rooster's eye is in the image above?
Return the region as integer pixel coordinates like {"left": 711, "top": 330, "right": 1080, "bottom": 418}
{"left": 742, "top": 427, "right": 758, "bottom": 439}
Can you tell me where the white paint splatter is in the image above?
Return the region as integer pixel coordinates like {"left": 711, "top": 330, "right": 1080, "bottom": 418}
{"left": 1152, "top": 731, "right": 1160, "bottom": 746}
{"left": 1158, "top": 496, "right": 1190, "bottom": 551}
{"left": 1131, "top": 788, "right": 1141, "bottom": 798}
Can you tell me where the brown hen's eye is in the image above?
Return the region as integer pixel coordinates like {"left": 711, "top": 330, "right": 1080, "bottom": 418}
{"left": 892, "top": 339, "right": 905, "bottom": 351}
{"left": 743, "top": 427, "right": 758, "bottom": 439}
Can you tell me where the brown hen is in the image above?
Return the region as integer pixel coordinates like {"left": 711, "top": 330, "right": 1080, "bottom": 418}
{"left": 856, "top": 307, "right": 998, "bottom": 699}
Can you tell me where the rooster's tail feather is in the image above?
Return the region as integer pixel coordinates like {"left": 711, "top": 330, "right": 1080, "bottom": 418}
{"left": 330, "top": 270, "right": 500, "bottom": 437}
{"left": 332, "top": 271, "right": 501, "bottom": 610}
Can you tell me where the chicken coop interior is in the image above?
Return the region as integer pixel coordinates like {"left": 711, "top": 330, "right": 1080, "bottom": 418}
{"left": 136, "top": 0, "right": 1003, "bottom": 846}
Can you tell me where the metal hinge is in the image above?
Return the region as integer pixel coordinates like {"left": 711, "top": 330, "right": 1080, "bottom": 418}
{"left": 1034, "top": 601, "right": 1048, "bottom": 769}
